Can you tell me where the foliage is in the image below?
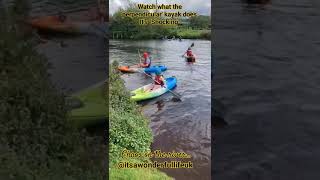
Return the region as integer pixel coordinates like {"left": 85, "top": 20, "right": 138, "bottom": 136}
{"left": 0, "top": 3, "right": 105, "bottom": 179}
{"left": 177, "top": 29, "right": 211, "bottom": 39}
{"left": 189, "top": 15, "right": 211, "bottom": 29}
{"left": 110, "top": 3, "right": 174, "bottom": 39}
{"left": 109, "top": 61, "right": 172, "bottom": 179}
{"left": 109, "top": 61, "right": 152, "bottom": 164}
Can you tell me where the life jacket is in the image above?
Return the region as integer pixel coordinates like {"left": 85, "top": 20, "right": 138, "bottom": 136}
{"left": 143, "top": 56, "right": 151, "bottom": 67}
{"left": 154, "top": 75, "right": 164, "bottom": 85}
{"left": 142, "top": 52, "right": 150, "bottom": 67}
{"left": 186, "top": 50, "right": 193, "bottom": 56}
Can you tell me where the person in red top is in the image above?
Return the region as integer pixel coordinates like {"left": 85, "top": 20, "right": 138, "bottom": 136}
{"left": 148, "top": 69, "right": 165, "bottom": 91}
{"left": 183, "top": 47, "right": 195, "bottom": 62}
{"left": 141, "top": 52, "right": 151, "bottom": 68}
{"left": 186, "top": 47, "right": 193, "bottom": 56}
{"left": 128, "top": 52, "right": 151, "bottom": 69}
{"left": 154, "top": 73, "right": 165, "bottom": 86}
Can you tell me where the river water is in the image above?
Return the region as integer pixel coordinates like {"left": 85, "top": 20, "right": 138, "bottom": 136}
{"left": 110, "top": 39, "right": 211, "bottom": 180}
{"left": 1, "top": 0, "right": 109, "bottom": 93}
{"left": 213, "top": 0, "right": 320, "bottom": 179}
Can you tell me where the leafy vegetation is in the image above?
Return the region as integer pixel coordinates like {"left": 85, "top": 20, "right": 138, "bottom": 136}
{"left": 0, "top": 3, "right": 105, "bottom": 179}
{"left": 177, "top": 29, "right": 211, "bottom": 39}
{"left": 109, "top": 61, "right": 171, "bottom": 179}
{"left": 189, "top": 15, "right": 211, "bottom": 29}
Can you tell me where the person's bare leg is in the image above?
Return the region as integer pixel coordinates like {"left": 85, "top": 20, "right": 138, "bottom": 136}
{"left": 153, "top": 85, "right": 161, "bottom": 90}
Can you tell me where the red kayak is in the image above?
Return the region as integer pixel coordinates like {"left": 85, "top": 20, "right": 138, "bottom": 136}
{"left": 118, "top": 63, "right": 149, "bottom": 73}
{"left": 118, "top": 66, "right": 138, "bottom": 73}
{"left": 28, "top": 15, "right": 87, "bottom": 34}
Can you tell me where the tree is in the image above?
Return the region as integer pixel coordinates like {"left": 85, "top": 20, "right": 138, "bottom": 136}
{"left": 189, "top": 15, "right": 210, "bottom": 29}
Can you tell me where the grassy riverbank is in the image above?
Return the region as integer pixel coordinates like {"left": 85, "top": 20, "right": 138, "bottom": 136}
{"left": 177, "top": 29, "right": 211, "bottom": 39}
{"left": 109, "top": 61, "right": 171, "bottom": 180}
{"left": 111, "top": 27, "right": 211, "bottom": 40}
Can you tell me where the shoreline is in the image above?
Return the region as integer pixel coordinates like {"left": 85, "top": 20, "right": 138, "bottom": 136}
{"left": 109, "top": 61, "right": 172, "bottom": 179}
{"left": 110, "top": 29, "right": 211, "bottom": 40}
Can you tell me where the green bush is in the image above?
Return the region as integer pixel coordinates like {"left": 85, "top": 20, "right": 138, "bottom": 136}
{"left": 109, "top": 61, "right": 172, "bottom": 179}
{"left": 177, "top": 29, "right": 211, "bottom": 39}
{"left": 200, "top": 30, "right": 211, "bottom": 40}
{"left": 0, "top": 7, "right": 105, "bottom": 179}
{"left": 109, "top": 61, "right": 152, "bottom": 164}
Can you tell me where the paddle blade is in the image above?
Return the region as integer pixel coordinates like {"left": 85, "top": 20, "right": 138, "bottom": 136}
{"left": 171, "top": 96, "right": 182, "bottom": 102}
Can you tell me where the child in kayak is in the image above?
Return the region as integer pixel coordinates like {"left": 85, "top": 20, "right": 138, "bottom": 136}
{"left": 148, "top": 70, "right": 165, "bottom": 91}
{"left": 183, "top": 47, "right": 193, "bottom": 56}
{"left": 128, "top": 52, "right": 151, "bottom": 68}
{"left": 141, "top": 52, "right": 151, "bottom": 68}
{"left": 182, "top": 47, "right": 195, "bottom": 62}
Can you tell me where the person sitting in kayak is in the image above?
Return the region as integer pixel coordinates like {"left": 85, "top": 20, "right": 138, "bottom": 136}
{"left": 182, "top": 47, "right": 195, "bottom": 62}
{"left": 141, "top": 52, "right": 151, "bottom": 68}
{"left": 148, "top": 70, "right": 165, "bottom": 91}
{"left": 127, "top": 52, "right": 151, "bottom": 69}
{"left": 184, "top": 47, "right": 193, "bottom": 57}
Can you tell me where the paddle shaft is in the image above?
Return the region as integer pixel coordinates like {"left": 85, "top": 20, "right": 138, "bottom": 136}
{"left": 138, "top": 70, "right": 181, "bottom": 100}
{"left": 124, "top": 50, "right": 148, "bottom": 68}
{"left": 138, "top": 49, "right": 142, "bottom": 65}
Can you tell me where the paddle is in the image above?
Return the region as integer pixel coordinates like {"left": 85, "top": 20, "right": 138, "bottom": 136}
{"left": 138, "top": 49, "right": 142, "bottom": 65}
{"left": 121, "top": 50, "right": 142, "bottom": 69}
{"left": 136, "top": 69, "right": 182, "bottom": 101}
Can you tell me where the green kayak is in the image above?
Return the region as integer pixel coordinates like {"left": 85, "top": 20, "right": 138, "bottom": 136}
{"left": 68, "top": 83, "right": 106, "bottom": 128}
{"left": 131, "top": 77, "right": 177, "bottom": 102}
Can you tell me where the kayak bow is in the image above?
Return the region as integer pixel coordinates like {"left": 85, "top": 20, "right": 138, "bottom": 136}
{"left": 118, "top": 65, "right": 167, "bottom": 73}
{"left": 28, "top": 15, "right": 89, "bottom": 34}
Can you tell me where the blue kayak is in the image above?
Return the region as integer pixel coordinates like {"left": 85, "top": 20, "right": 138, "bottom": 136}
{"left": 144, "top": 65, "right": 167, "bottom": 73}
{"left": 131, "top": 77, "right": 177, "bottom": 101}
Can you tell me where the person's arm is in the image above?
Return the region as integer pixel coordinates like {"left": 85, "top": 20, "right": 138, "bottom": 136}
{"left": 160, "top": 76, "right": 165, "bottom": 86}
